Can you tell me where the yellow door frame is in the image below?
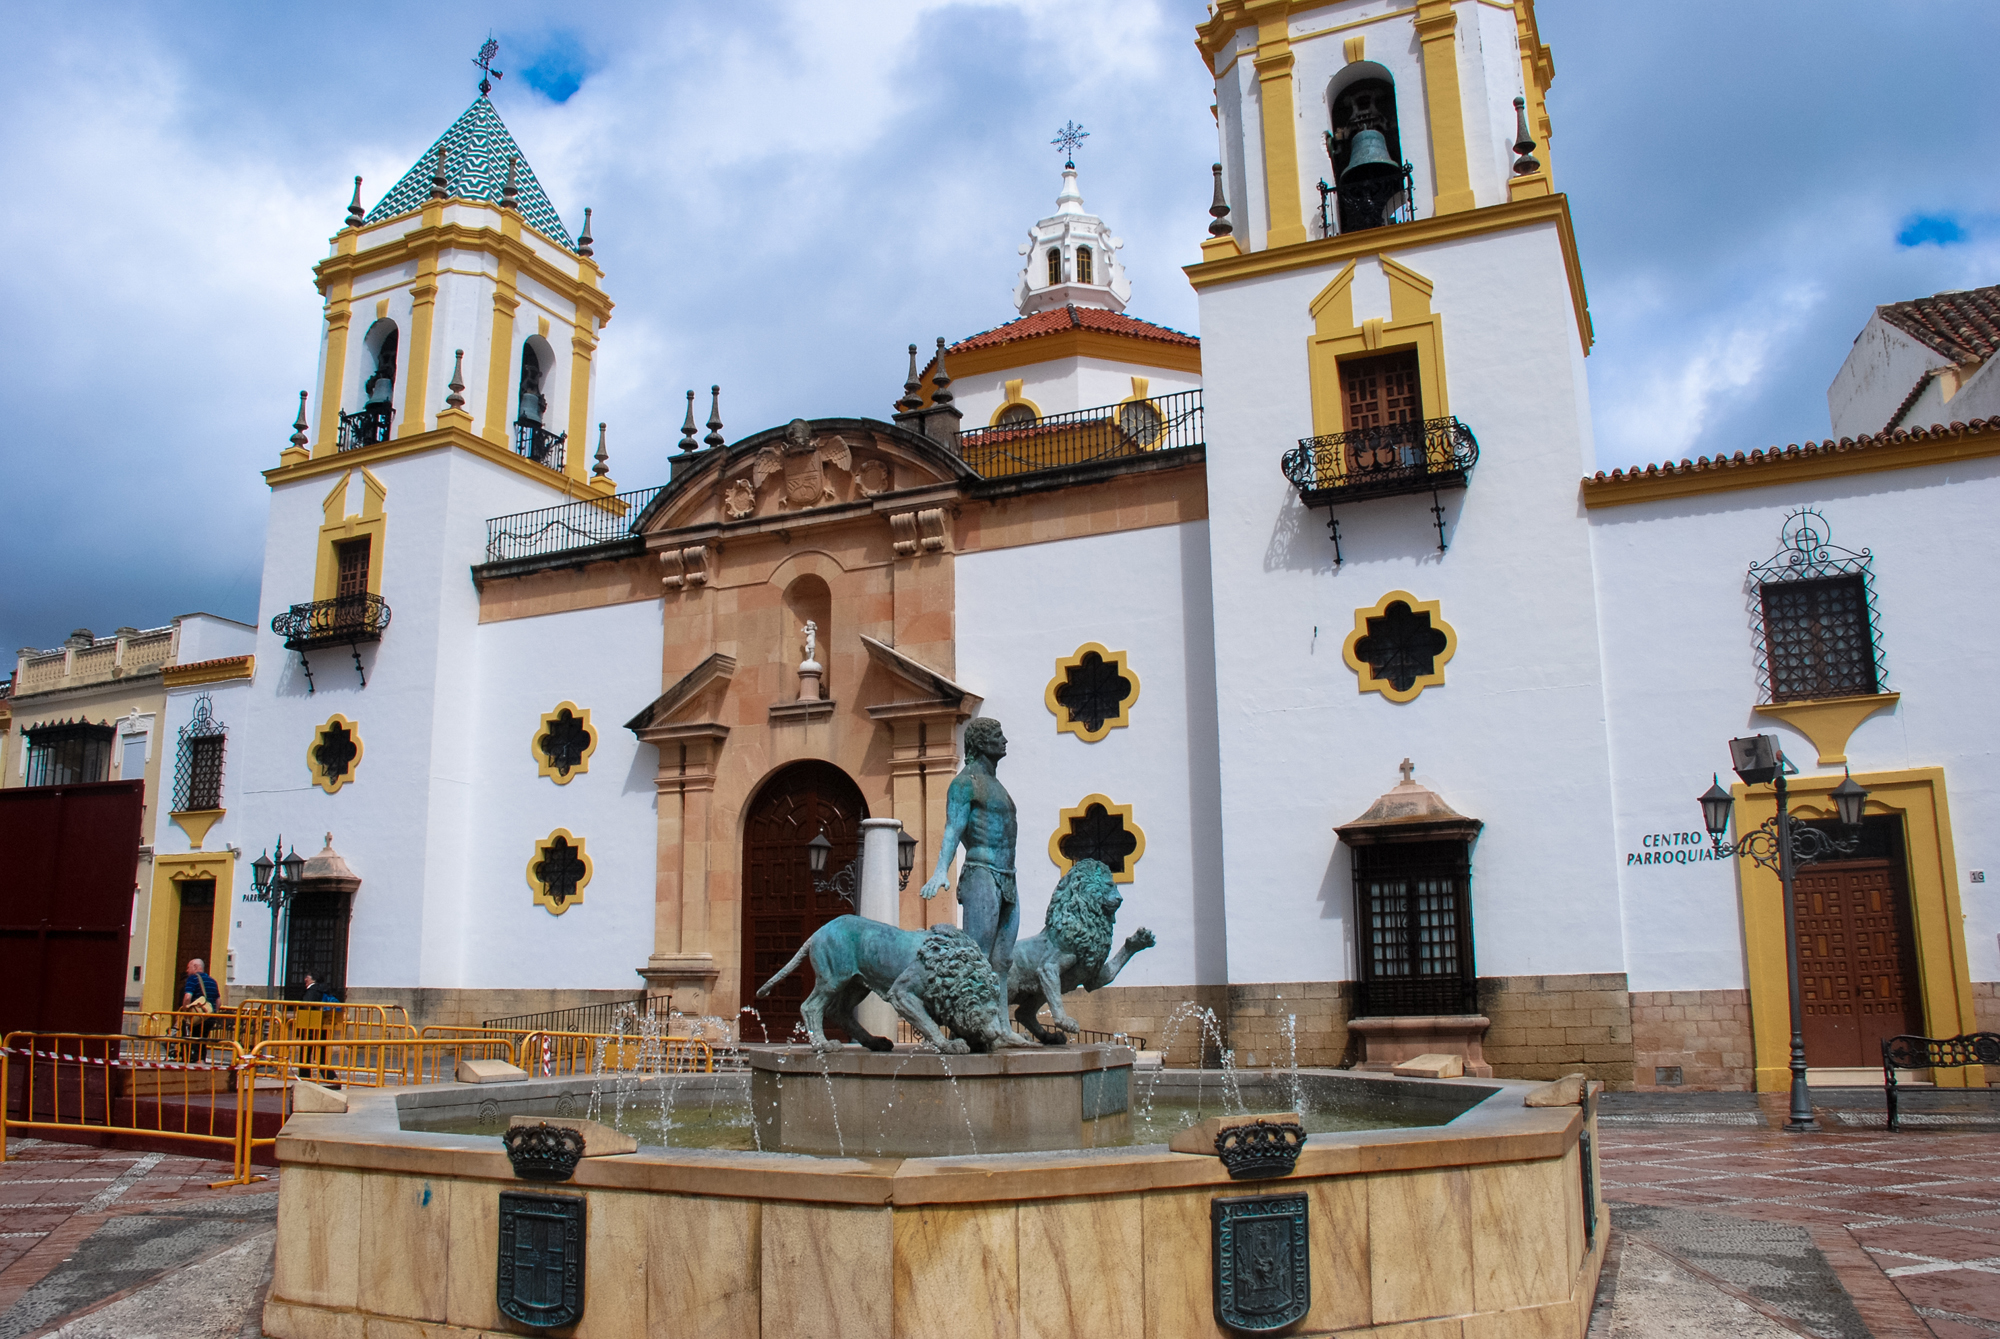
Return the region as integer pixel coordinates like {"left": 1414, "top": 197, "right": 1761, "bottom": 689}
{"left": 144, "top": 853, "right": 235, "bottom": 1014}
{"left": 1733, "top": 766, "right": 1980, "bottom": 1089}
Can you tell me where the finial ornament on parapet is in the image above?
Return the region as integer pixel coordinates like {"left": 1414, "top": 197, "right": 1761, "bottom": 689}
{"left": 501, "top": 157, "right": 518, "bottom": 212}
{"left": 930, "top": 337, "right": 954, "bottom": 405}
{"left": 1208, "top": 164, "right": 1233, "bottom": 237}
{"left": 895, "top": 343, "right": 924, "bottom": 413}
{"left": 577, "top": 207, "right": 594, "bottom": 258}
{"left": 1510, "top": 97, "right": 1540, "bottom": 176}
{"left": 290, "top": 392, "right": 310, "bottom": 448}
{"left": 474, "top": 37, "right": 504, "bottom": 97}
{"left": 703, "top": 386, "right": 726, "bottom": 449}
{"left": 430, "top": 146, "right": 449, "bottom": 200}
{"left": 679, "top": 390, "right": 698, "bottom": 451}
{"left": 1051, "top": 120, "right": 1089, "bottom": 169}
{"left": 1399, "top": 758, "right": 1416, "bottom": 784}
{"left": 445, "top": 349, "right": 466, "bottom": 410}
{"left": 345, "top": 176, "right": 365, "bottom": 229}
{"left": 593, "top": 423, "right": 610, "bottom": 477}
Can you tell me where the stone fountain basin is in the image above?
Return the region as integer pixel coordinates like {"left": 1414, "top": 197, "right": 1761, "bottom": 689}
{"left": 267, "top": 1068, "right": 1605, "bottom": 1338}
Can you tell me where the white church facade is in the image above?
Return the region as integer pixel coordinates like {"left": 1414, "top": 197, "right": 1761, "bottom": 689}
{"left": 129, "top": 0, "right": 1995, "bottom": 1092}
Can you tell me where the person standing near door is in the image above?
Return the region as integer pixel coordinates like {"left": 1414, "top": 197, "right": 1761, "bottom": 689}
{"left": 179, "top": 959, "right": 220, "bottom": 1061}
{"left": 297, "top": 971, "right": 342, "bottom": 1084}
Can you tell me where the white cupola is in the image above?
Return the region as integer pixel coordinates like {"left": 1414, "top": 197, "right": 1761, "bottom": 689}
{"left": 1011, "top": 162, "right": 1131, "bottom": 316}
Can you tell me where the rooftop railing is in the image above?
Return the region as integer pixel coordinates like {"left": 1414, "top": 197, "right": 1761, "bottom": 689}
{"left": 957, "top": 388, "right": 1203, "bottom": 478}
{"left": 483, "top": 486, "right": 665, "bottom": 564}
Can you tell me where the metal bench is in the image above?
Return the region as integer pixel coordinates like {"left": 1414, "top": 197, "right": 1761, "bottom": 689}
{"left": 1881, "top": 1032, "right": 2000, "bottom": 1129}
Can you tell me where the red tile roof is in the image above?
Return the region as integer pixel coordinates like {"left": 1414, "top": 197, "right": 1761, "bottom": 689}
{"left": 1877, "top": 285, "right": 2000, "bottom": 364}
{"left": 947, "top": 305, "right": 1198, "bottom": 355}
{"left": 1581, "top": 417, "right": 1999, "bottom": 502}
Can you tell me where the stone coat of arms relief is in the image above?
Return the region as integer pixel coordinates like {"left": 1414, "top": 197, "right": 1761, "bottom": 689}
{"left": 721, "top": 419, "right": 894, "bottom": 521}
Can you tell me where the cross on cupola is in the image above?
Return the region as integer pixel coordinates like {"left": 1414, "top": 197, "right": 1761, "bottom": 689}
{"left": 1012, "top": 123, "right": 1132, "bottom": 316}
{"left": 473, "top": 37, "right": 504, "bottom": 97}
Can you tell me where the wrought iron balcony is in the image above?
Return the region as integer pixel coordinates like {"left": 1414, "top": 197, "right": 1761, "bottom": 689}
{"left": 957, "top": 388, "right": 1203, "bottom": 479}
{"left": 271, "top": 594, "right": 391, "bottom": 695}
{"left": 1281, "top": 416, "right": 1478, "bottom": 561}
{"left": 338, "top": 407, "right": 393, "bottom": 452}
{"left": 515, "top": 421, "right": 567, "bottom": 470}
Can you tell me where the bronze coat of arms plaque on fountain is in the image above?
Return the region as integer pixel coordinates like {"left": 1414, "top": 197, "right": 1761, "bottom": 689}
{"left": 497, "top": 1190, "right": 587, "bottom": 1329}
{"left": 1211, "top": 1192, "right": 1310, "bottom": 1332}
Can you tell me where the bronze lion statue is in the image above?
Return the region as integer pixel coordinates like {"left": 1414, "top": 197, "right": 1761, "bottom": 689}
{"left": 757, "top": 917, "right": 1038, "bottom": 1054}
{"left": 1007, "top": 859, "right": 1155, "bottom": 1044}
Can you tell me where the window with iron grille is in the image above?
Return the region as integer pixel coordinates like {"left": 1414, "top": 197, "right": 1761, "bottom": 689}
{"left": 172, "top": 694, "right": 226, "bottom": 812}
{"left": 1748, "top": 510, "right": 1884, "bottom": 704}
{"left": 1352, "top": 841, "right": 1476, "bottom": 1017}
{"left": 24, "top": 720, "right": 115, "bottom": 786}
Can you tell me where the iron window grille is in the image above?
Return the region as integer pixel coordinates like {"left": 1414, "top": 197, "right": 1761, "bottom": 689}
{"left": 171, "top": 694, "right": 226, "bottom": 811}
{"left": 1055, "top": 802, "right": 1140, "bottom": 875}
{"left": 337, "top": 407, "right": 393, "bottom": 451}
{"left": 1053, "top": 651, "right": 1133, "bottom": 735}
{"left": 1747, "top": 509, "right": 1885, "bottom": 703}
{"left": 1351, "top": 841, "right": 1477, "bottom": 1018}
{"left": 1317, "top": 160, "right": 1416, "bottom": 238}
{"left": 23, "top": 720, "right": 115, "bottom": 787}
{"left": 514, "top": 422, "right": 567, "bottom": 470}
{"left": 534, "top": 836, "right": 588, "bottom": 907}
{"left": 312, "top": 721, "right": 359, "bottom": 785}
{"left": 1352, "top": 602, "right": 1449, "bottom": 695}
{"left": 537, "top": 710, "right": 593, "bottom": 778}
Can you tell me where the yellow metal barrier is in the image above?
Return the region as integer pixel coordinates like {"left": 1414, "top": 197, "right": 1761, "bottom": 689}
{"left": 518, "top": 1030, "right": 713, "bottom": 1078}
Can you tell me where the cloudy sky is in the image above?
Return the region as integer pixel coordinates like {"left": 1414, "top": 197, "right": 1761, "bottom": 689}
{"left": 4, "top": 0, "right": 1997, "bottom": 657}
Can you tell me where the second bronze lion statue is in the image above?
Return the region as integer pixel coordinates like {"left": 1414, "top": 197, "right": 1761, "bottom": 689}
{"left": 1008, "top": 858, "right": 1155, "bottom": 1044}
{"left": 757, "top": 917, "right": 1037, "bottom": 1054}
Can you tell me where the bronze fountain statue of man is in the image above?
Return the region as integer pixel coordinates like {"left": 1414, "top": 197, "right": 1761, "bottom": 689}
{"left": 920, "top": 717, "right": 1019, "bottom": 975}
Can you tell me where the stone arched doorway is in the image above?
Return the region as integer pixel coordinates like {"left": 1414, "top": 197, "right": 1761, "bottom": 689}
{"left": 739, "top": 760, "right": 868, "bottom": 1043}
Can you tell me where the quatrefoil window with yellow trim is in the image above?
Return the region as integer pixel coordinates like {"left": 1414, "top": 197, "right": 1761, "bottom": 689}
{"left": 1044, "top": 643, "right": 1141, "bottom": 742}
{"left": 532, "top": 702, "right": 597, "bottom": 784}
{"left": 527, "top": 828, "right": 592, "bottom": 915}
{"left": 1342, "top": 591, "right": 1456, "bottom": 703}
{"left": 1048, "top": 794, "right": 1146, "bottom": 884}
{"left": 308, "top": 714, "right": 363, "bottom": 794}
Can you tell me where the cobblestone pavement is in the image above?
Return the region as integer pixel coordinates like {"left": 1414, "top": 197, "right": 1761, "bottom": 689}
{"left": 0, "top": 1140, "right": 274, "bottom": 1338}
{"left": 1596, "top": 1088, "right": 2000, "bottom": 1338}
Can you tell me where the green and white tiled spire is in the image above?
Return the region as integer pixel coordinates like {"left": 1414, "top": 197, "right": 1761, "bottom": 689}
{"left": 363, "top": 95, "right": 577, "bottom": 250}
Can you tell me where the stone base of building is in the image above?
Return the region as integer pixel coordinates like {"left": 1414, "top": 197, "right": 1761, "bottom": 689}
{"left": 1348, "top": 1015, "right": 1494, "bottom": 1078}
{"left": 1227, "top": 981, "right": 1356, "bottom": 1069}
{"left": 1975, "top": 981, "right": 2000, "bottom": 1038}
{"left": 1629, "top": 988, "right": 1754, "bottom": 1091}
{"left": 1480, "top": 973, "right": 1635, "bottom": 1090}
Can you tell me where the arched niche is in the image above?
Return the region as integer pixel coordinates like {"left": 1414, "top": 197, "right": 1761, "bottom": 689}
{"left": 359, "top": 318, "right": 399, "bottom": 411}
{"left": 782, "top": 573, "right": 833, "bottom": 691}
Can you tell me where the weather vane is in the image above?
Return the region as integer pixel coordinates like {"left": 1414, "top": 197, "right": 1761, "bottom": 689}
{"left": 1051, "top": 120, "right": 1089, "bottom": 169}
{"left": 474, "top": 38, "right": 504, "bottom": 97}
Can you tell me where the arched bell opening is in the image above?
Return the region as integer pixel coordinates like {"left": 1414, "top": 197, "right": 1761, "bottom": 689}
{"left": 737, "top": 760, "right": 869, "bottom": 1043}
{"left": 1324, "top": 65, "right": 1410, "bottom": 235}
{"left": 339, "top": 319, "right": 399, "bottom": 448}
{"left": 514, "top": 335, "right": 563, "bottom": 466}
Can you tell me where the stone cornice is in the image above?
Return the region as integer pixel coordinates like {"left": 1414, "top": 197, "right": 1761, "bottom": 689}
{"left": 162, "top": 655, "right": 255, "bottom": 688}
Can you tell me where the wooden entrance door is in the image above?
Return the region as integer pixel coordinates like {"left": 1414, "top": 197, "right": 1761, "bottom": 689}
{"left": 1795, "top": 858, "right": 1923, "bottom": 1067}
{"left": 1339, "top": 351, "right": 1421, "bottom": 473}
{"left": 174, "top": 880, "right": 216, "bottom": 982}
{"left": 740, "top": 761, "right": 867, "bottom": 1043}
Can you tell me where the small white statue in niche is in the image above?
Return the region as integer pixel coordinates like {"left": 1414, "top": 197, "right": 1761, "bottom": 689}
{"left": 798, "top": 619, "right": 825, "bottom": 701}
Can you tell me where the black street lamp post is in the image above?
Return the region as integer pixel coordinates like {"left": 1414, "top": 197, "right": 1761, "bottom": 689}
{"left": 806, "top": 825, "right": 922, "bottom": 906}
{"left": 1697, "top": 735, "right": 1869, "bottom": 1133}
{"left": 246, "top": 838, "right": 306, "bottom": 994}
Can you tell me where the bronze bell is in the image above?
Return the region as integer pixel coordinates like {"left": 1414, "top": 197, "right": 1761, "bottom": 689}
{"left": 1341, "top": 128, "right": 1398, "bottom": 179}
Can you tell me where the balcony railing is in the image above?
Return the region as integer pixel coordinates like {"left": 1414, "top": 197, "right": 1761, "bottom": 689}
{"left": 1281, "top": 416, "right": 1478, "bottom": 561}
{"left": 957, "top": 388, "right": 1202, "bottom": 479}
{"left": 271, "top": 594, "right": 392, "bottom": 694}
{"left": 515, "top": 421, "right": 567, "bottom": 470}
{"left": 483, "top": 486, "right": 666, "bottom": 564}
{"left": 338, "top": 407, "right": 394, "bottom": 452}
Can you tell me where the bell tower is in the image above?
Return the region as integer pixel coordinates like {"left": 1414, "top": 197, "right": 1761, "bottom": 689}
{"left": 1188, "top": 2, "right": 1623, "bottom": 1035}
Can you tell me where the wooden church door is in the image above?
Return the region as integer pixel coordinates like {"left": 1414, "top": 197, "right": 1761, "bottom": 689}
{"left": 1794, "top": 854, "right": 1922, "bottom": 1068}
{"left": 739, "top": 761, "right": 867, "bottom": 1043}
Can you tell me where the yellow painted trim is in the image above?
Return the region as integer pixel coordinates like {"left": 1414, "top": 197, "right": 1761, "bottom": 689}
{"left": 1196, "top": 2, "right": 1419, "bottom": 71}
{"left": 1581, "top": 422, "right": 2000, "bottom": 507}
{"left": 1253, "top": 22, "right": 1307, "bottom": 249}
{"left": 161, "top": 655, "right": 255, "bottom": 688}
{"left": 922, "top": 327, "right": 1201, "bottom": 403}
{"left": 1200, "top": 234, "right": 1244, "bottom": 262}
{"left": 312, "top": 469, "right": 388, "bottom": 603}
{"left": 1044, "top": 643, "right": 1142, "bottom": 744}
{"left": 1735, "top": 767, "right": 1982, "bottom": 1090}
{"left": 1306, "top": 256, "right": 1450, "bottom": 438}
{"left": 400, "top": 270, "right": 437, "bottom": 438}
{"left": 313, "top": 296, "right": 353, "bottom": 460}
{"left": 1752, "top": 694, "right": 1900, "bottom": 767}
{"left": 1343, "top": 590, "right": 1456, "bottom": 703}
{"left": 308, "top": 714, "right": 363, "bottom": 794}
{"left": 532, "top": 702, "right": 598, "bottom": 785}
{"left": 564, "top": 328, "right": 596, "bottom": 484}
{"left": 988, "top": 379, "right": 1044, "bottom": 427}
{"left": 482, "top": 279, "right": 520, "bottom": 447}
{"left": 262, "top": 421, "right": 626, "bottom": 508}
{"left": 1048, "top": 794, "right": 1146, "bottom": 885}
{"left": 332, "top": 205, "right": 606, "bottom": 310}
{"left": 1184, "top": 192, "right": 1594, "bottom": 355}
{"left": 169, "top": 809, "right": 225, "bottom": 849}
{"left": 1414, "top": 0, "right": 1475, "bottom": 214}
{"left": 527, "top": 828, "right": 593, "bottom": 915}
{"left": 1506, "top": 171, "right": 1551, "bottom": 201}
{"left": 1343, "top": 35, "right": 1365, "bottom": 63}
{"left": 143, "top": 853, "right": 235, "bottom": 1014}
